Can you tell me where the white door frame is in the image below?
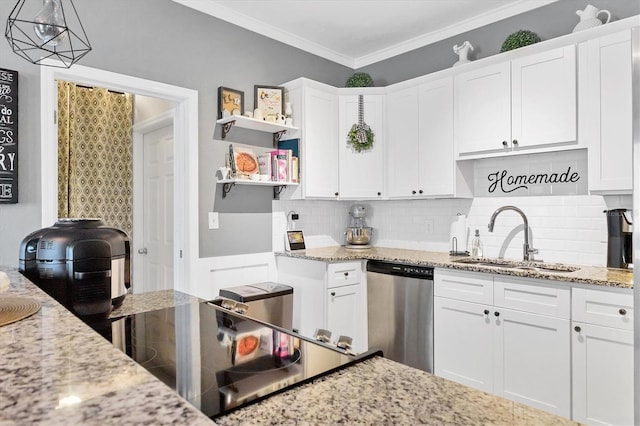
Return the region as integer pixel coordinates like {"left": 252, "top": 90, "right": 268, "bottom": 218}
{"left": 40, "top": 61, "right": 199, "bottom": 294}
{"left": 132, "top": 110, "right": 174, "bottom": 293}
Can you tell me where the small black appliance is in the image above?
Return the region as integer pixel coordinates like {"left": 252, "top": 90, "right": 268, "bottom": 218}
{"left": 19, "top": 218, "right": 130, "bottom": 319}
{"left": 604, "top": 209, "right": 633, "bottom": 269}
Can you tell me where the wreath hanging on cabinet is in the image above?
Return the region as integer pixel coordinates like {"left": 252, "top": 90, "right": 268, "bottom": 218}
{"left": 345, "top": 73, "right": 375, "bottom": 153}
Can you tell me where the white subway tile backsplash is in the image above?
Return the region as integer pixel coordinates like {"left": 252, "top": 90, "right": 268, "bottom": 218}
{"left": 273, "top": 193, "right": 630, "bottom": 267}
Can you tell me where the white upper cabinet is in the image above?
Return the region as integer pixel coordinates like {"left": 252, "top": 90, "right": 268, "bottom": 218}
{"left": 455, "top": 61, "right": 512, "bottom": 155}
{"left": 455, "top": 45, "right": 578, "bottom": 158}
{"left": 283, "top": 79, "right": 339, "bottom": 199}
{"left": 338, "top": 94, "right": 385, "bottom": 199}
{"left": 386, "top": 77, "right": 472, "bottom": 199}
{"left": 385, "top": 86, "right": 420, "bottom": 197}
{"left": 418, "top": 77, "right": 457, "bottom": 197}
{"left": 511, "top": 45, "right": 577, "bottom": 150}
{"left": 582, "top": 30, "right": 633, "bottom": 194}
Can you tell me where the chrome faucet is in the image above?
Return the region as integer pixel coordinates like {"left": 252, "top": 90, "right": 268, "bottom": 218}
{"left": 488, "top": 206, "right": 538, "bottom": 261}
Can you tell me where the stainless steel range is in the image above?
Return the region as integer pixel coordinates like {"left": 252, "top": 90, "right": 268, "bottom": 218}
{"left": 92, "top": 302, "right": 376, "bottom": 419}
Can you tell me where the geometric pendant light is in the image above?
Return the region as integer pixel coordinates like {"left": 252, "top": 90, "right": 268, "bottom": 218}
{"left": 5, "top": 0, "right": 91, "bottom": 68}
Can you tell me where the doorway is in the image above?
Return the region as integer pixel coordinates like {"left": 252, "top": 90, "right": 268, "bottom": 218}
{"left": 40, "top": 62, "right": 199, "bottom": 294}
{"left": 133, "top": 111, "right": 175, "bottom": 292}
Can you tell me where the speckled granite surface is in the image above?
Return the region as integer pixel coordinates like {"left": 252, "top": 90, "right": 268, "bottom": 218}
{"left": 1, "top": 266, "right": 579, "bottom": 425}
{"left": 110, "top": 288, "right": 203, "bottom": 318}
{"left": 279, "top": 246, "right": 633, "bottom": 289}
{"left": 0, "top": 268, "right": 212, "bottom": 425}
{"left": 216, "top": 356, "right": 577, "bottom": 425}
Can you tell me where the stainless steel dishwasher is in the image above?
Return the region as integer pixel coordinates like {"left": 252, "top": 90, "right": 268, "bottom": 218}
{"left": 366, "top": 260, "right": 434, "bottom": 373}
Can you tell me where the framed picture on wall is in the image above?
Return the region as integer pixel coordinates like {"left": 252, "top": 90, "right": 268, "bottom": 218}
{"left": 218, "top": 86, "right": 244, "bottom": 119}
{"left": 254, "top": 85, "right": 284, "bottom": 120}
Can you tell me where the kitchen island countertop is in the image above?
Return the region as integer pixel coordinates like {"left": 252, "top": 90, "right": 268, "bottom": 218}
{"left": 1, "top": 267, "right": 577, "bottom": 425}
{"left": 278, "top": 246, "right": 634, "bottom": 289}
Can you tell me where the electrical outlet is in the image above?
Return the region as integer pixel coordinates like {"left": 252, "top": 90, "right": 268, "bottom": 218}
{"left": 425, "top": 219, "right": 434, "bottom": 235}
{"left": 208, "top": 212, "right": 219, "bottom": 229}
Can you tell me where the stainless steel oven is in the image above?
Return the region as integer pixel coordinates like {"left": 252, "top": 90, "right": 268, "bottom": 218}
{"left": 366, "top": 260, "right": 434, "bottom": 373}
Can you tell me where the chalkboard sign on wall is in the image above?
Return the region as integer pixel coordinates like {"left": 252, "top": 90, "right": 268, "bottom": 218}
{"left": 0, "top": 68, "right": 17, "bottom": 204}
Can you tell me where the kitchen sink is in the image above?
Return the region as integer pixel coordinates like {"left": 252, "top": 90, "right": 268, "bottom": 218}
{"left": 453, "top": 257, "right": 580, "bottom": 273}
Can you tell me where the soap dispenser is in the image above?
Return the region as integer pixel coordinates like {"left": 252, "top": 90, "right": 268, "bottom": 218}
{"left": 471, "top": 229, "right": 483, "bottom": 257}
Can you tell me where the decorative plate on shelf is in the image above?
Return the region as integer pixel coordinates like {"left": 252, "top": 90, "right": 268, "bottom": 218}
{"left": 233, "top": 147, "right": 259, "bottom": 176}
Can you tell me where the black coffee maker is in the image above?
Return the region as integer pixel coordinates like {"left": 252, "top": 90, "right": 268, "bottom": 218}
{"left": 604, "top": 209, "right": 632, "bottom": 269}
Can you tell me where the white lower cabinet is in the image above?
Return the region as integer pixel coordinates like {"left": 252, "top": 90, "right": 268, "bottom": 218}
{"left": 276, "top": 257, "right": 367, "bottom": 353}
{"left": 571, "top": 287, "right": 634, "bottom": 425}
{"left": 434, "top": 269, "right": 571, "bottom": 417}
{"left": 326, "top": 283, "right": 363, "bottom": 350}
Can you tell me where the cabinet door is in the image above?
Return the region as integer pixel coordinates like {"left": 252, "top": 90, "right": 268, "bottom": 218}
{"left": 494, "top": 307, "right": 570, "bottom": 417}
{"left": 434, "top": 296, "right": 493, "bottom": 392}
{"left": 385, "top": 86, "right": 420, "bottom": 198}
{"left": 338, "top": 94, "right": 385, "bottom": 199}
{"left": 276, "top": 257, "right": 326, "bottom": 338}
{"left": 303, "top": 86, "right": 339, "bottom": 198}
{"left": 455, "top": 61, "right": 511, "bottom": 155}
{"left": 572, "top": 322, "right": 634, "bottom": 425}
{"left": 326, "top": 284, "right": 365, "bottom": 353}
{"left": 418, "top": 77, "right": 454, "bottom": 196}
{"left": 511, "top": 45, "right": 577, "bottom": 151}
{"left": 584, "top": 30, "right": 633, "bottom": 193}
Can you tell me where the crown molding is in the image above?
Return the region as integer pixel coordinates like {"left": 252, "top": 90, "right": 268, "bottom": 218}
{"left": 174, "top": 0, "right": 559, "bottom": 70}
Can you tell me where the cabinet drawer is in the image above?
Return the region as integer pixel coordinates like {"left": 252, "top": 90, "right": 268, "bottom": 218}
{"left": 494, "top": 277, "right": 570, "bottom": 319}
{"left": 327, "top": 262, "right": 361, "bottom": 288}
{"left": 434, "top": 268, "right": 493, "bottom": 304}
{"left": 572, "top": 287, "right": 633, "bottom": 330}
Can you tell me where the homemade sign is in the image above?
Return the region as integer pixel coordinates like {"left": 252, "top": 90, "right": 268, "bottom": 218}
{"left": 0, "top": 69, "right": 18, "bottom": 204}
{"left": 474, "top": 150, "right": 587, "bottom": 197}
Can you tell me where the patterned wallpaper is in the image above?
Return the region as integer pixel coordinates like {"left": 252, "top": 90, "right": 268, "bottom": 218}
{"left": 57, "top": 81, "right": 134, "bottom": 236}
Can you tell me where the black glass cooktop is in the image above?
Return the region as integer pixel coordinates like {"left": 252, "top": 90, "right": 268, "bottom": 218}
{"left": 90, "top": 302, "right": 361, "bottom": 419}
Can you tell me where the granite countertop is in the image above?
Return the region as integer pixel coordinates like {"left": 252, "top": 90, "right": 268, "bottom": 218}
{"left": 0, "top": 268, "right": 212, "bottom": 425}
{"left": 278, "top": 246, "right": 634, "bottom": 289}
{"left": 1, "top": 267, "right": 578, "bottom": 425}
{"left": 217, "top": 356, "right": 577, "bottom": 425}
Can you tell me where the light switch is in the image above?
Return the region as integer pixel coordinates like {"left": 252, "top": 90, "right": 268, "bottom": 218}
{"left": 208, "top": 212, "right": 219, "bottom": 229}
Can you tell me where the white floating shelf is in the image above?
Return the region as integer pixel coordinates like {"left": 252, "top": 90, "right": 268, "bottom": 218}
{"left": 217, "top": 178, "right": 299, "bottom": 199}
{"left": 217, "top": 115, "right": 298, "bottom": 142}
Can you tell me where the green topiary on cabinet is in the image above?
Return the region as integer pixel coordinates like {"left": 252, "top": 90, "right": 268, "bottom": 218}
{"left": 500, "top": 30, "right": 541, "bottom": 52}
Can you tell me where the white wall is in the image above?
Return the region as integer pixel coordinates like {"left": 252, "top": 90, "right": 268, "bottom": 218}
{"left": 274, "top": 194, "right": 632, "bottom": 267}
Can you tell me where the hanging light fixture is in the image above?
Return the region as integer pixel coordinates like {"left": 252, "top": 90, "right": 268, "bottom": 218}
{"left": 5, "top": 0, "right": 91, "bottom": 68}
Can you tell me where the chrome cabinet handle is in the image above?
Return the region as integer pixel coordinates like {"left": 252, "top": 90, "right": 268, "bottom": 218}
{"left": 138, "top": 248, "right": 148, "bottom": 255}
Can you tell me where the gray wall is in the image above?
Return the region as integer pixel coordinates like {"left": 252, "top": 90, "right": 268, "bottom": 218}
{"left": 0, "top": 0, "right": 351, "bottom": 264}
{"left": 358, "top": 0, "right": 640, "bottom": 84}
{"left": 1, "top": 0, "right": 639, "bottom": 265}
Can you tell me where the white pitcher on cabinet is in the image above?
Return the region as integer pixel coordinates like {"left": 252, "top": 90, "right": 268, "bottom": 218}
{"left": 572, "top": 4, "right": 611, "bottom": 33}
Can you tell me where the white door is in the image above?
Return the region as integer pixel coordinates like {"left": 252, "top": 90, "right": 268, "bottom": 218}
{"left": 141, "top": 123, "right": 174, "bottom": 292}
{"left": 385, "top": 86, "right": 420, "bottom": 198}
{"left": 326, "top": 284, "right": 364, "bottom": 352}
{"left": 454, "top": 61, "right": 511, "bottom": 155}
{"left": 303, "top": 86, "right": 339, "bottom": 198}
{"left": 418, "top": 77, "right": 455, "bottom": 196}
{"left": 511, "top": 45, "right": 577, "bottom": 150}
{"left": 494, "top": 307, "right": 571, "bottom": 417}
{"left": 572, "top": 322, "right": 634, "bottom": 425}
{"left": 584, "top": 30, "right": 633, "bottom": 193}
{"left": 338, "top": 94, "right": 385, "bottom": 199}
{"left": 433, "top": 296, "right": 494, "bottom": 392}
